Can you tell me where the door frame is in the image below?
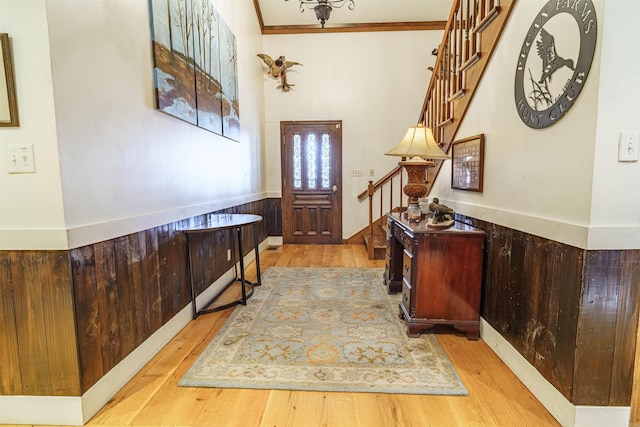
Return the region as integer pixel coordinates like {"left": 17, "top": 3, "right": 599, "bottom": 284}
{"left": 280, "top": 120, "right": 343, "bottom": 244}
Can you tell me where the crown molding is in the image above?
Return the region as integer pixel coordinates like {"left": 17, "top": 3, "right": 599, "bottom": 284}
{"left": 252, "top": 0, "right": 446, "bottom": 34}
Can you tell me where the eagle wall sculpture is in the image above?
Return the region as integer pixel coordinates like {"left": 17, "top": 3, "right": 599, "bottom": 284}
{"left": 257, "top": 54, "right": 302, "bottom": 92}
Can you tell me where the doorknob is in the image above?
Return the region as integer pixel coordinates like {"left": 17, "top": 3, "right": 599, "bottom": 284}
{"left": 332, "top": 185, "right": 338, "bottom": 193}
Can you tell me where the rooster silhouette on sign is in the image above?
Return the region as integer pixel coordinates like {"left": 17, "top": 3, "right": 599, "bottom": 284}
{"left": 257, "top": 54, "right": 303, "bottom": 92}
{"left": 536, "top": 28, "right": 575, "bottom": 83}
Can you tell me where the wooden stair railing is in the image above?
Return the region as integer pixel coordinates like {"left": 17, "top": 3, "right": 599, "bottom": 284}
{"left": 422, "top": 0, "right": 516, "bottom": 196}
{"left": 356, "top": 0, "right": 517, "bottom": 259}
{"left": 356, "top": 165, "right": 405, "bottom": 259}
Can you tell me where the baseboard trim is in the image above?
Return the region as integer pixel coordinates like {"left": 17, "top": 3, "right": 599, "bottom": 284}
{"left": 0, "top": 239, "right": 270, "bottom": 425}
{"left": 81, "top": 302, "right": 194, "bottom": 423}
{"left": 480, "top": 318, "right": 631, "bottom": 427}
{"left": 268, "top": 236, "right": 283, "bottom": 247}
{"left": 575, "top": 406, "right": 632, "bottom": 427}
{"left": 0, "top": 302, "right": 194, "bottom": 426}
{"left": 0, "top": 395, "right": 84, "bottom": 425}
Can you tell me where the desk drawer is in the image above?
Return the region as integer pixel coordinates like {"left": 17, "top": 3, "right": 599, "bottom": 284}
{"left": 394, "top": 226, "right": 413, "bottom": 253}
{"left": 402, "top": 249, "right": 412, "bottom": 281}
{"left": 387, "top": 216, "right": 394, "bottom": 232}
{"left": 402, "top": 278, "right": 411, "bottom": 308}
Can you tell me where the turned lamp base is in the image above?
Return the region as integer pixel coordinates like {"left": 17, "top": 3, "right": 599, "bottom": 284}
{"left": 401, "top": 156, "right": 434, "bottom": 204}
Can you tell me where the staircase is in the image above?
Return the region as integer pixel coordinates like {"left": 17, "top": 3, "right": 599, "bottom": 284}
{"left": 354, "top": 166, "right": 404, "bottom": 260}
{"left": 358, "top": 0, "right": 517, "bottom": 259}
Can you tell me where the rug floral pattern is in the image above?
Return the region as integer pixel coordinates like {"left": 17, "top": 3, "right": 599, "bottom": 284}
{"left": 179, "top": 267, "right": 468, "bottom": 395}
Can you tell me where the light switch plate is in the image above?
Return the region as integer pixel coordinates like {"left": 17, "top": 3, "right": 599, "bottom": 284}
{"left": 7, "top": 144, "right": 36, "bottom": 173}
{"left": 618, "top": 131, "right": 639, "bottom": 162}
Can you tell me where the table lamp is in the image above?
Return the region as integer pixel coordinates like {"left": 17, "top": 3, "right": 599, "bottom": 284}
{"left": 385, "top": 126, "right": 450, "bottom": 221}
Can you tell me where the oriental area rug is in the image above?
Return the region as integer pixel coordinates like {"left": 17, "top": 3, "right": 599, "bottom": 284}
{"left": 179, "top": 267, "right": 468, "bottom": 396}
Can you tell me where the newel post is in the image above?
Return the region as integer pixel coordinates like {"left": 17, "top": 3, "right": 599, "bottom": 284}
{"left": 367, "top": 180, "right": 374, "bottom": 239}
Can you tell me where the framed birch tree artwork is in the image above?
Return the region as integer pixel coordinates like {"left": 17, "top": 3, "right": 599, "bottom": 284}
{"left": 149, "top": 0, "right": 239, "bottom": 140}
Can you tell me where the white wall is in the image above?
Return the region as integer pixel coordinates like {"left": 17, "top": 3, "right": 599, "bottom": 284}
{"left": 588, "top": 0, "right": 640, "bottom": 248}
{"left": 431, "top": 0, "right": 640, "bottom": 250}
{"left": 262, "top": 30, "right": 443, "bottom": 239}
{"left": 3, "top": 0, "right": 635, "bottom": 250}
{"left": 0, "top": 0, "right": 266, "bottom": 249}
{"left": 0, "top": 0, "right": 67, "bottom": 249}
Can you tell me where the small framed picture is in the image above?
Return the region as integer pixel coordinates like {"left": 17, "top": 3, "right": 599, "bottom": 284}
{"left": 0, "top": 33, "right": 19, "bottom": 127}
{"left": 451, "top": 134, "right": 484, "bottom": 192}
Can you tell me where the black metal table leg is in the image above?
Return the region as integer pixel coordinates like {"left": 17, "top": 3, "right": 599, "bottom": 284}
{"left": 253, "top": 222, "right": 261, "bottom": 287}
{"left": 236, "top": 226, "right": 248, "bottom": 304}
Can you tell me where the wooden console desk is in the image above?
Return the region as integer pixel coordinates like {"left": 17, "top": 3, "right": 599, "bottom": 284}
{"left": 385, "top": 212, "right": 485, "bottom": 340}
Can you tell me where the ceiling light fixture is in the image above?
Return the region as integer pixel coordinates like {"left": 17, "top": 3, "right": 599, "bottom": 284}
{"left": 286, "top": 0, "right": 356, "bottom": 29}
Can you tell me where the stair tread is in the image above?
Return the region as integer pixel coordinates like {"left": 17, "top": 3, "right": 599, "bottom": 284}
{"left": 364, "top": 232, "right": 387, "bottom": 248}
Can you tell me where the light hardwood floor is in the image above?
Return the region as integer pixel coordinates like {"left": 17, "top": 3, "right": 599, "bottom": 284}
{"left": 17, "top": 245, "right": 564, "bottom": 427}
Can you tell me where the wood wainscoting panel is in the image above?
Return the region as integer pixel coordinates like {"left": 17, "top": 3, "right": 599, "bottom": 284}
{"left": 71, "top": 219, "right": 224, "bottom": 392}
{"left": 0, "top": 251, "right": 81, "bottom": 396}
{"left": 184, "top": 224, "right": 232, "bottom": 297}
{"left": 574, "top": 250, "right": 640, "bottom": 406}
{"left": 70, "top": 200, "right": 271, "bottom": 392}
{"left": 457, "top": 214, "right": 638, "bottom": 407}
{"left": 632, "top": 301, "right": 640, "bottom": 424}
{"left": 520, "top": 234, "right": 584, "bottom": 400}
{"left": 617, "top": 251, "right": 640, "bottom": 408}
{"left": 1, "top": 199, "right": 275, "bottom": 397}
{"left": 71, "top": 230, "right": 174, "bottom": 393}
{"left": 265, "top": 198, "right": 283, "bottom": 236}
{"left": 546, "top": 243, "right": 584, "bottom": 399}
{"left": 477, "top": 220, "right": 582, "bottom": 400}
{"left": 158, "top": 221, "right": 191, "bottom": 323}
{"left": 70, "top": 245, "right": 104, "bottom": 393}
{"left": 574, "top": 251, "right": 622, "bottom": 405}
{"left": 0, "top": 251, "right": 22, "bottom": 394}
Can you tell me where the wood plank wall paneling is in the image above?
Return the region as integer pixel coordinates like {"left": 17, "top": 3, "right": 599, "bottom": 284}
{"left": 633, "top": 308, "right": 640, "bottom": 422}
{"left": 464, "top": 216, "right": 581, "bottom": 398}
{"left": 549, "top": 244, "right": 584, "bottom": 398}
{"left": 0, "top": 252, "right": 22, "bottom": 394}
{"left": 70, "top": 200, "right": 271, "bottom": 392}
{"left": 458, "top": 214, "right": 639, "bottom": 406}
{"left": 0, "top": 199, "right": 274, "bottom": 396}
{"left": 70, "top": 245, "right": 104, "bottom": 392}
{"left": 613, "top": 251, "right": 640, "bottom": 405}
{"left": 157, "top": 222, "right": 190, "bottom": 323}
{"left": 266, "top": 198, "right": 282, "bottom": 236}
{"left": 575, "top": 250, "right": 640, "bottom": 406}
{"left": 574, "top": 251, "right": 622, "bottom": 404}
{"left": 0, "top": 251, "right": 81, "bottom": 396}
{"left": 2, "top": 201, "right": 634, "bottom": 407}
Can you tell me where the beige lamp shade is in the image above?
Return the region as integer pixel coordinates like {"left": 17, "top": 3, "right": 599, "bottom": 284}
{"left": 386, "top": 126, "right": 450, "bottom": 160}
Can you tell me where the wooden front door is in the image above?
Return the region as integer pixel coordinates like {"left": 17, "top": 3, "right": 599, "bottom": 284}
{"left": 281, "top": 121, "right": 342, "bottom": 244}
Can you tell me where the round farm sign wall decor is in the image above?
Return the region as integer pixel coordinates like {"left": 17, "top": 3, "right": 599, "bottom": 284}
{"left": 514, "top": 0, "right": 597, "bottom": 129}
